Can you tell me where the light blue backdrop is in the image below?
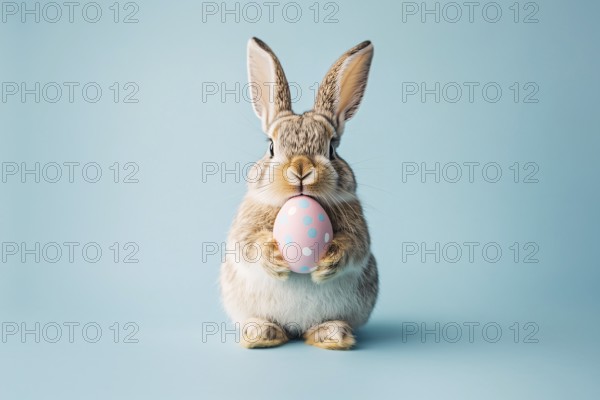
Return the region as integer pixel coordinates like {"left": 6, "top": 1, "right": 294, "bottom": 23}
{"left": 1, "top": 0, "right": 599, "bottom": 398}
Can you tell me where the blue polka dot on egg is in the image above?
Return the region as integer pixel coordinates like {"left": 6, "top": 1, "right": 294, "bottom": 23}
{"left": 299, "top": 265, "right": 310, "bottom": 273}
{"left": 299, "top": 198, "right": 310, "bottom": 208}
{"left": 284, "top": 234, "right": 293, "bottom": 244}
{"left": 307, "top": 228, "right": 317, "bottom": 238}
{"left": 303, "top": 215, "right": 313, "bottom": 226}
{"left": 318, "top": 213, "right": 325, "bottom": 221}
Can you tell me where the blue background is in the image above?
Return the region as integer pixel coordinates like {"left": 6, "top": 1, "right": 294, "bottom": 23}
{"left": 1, "top": 0, "right": 599, "bottom": 398}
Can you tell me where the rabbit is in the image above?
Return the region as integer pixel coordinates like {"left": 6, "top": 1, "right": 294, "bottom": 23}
{"left": 220, "top": 37, "right": 378, "bottom": 350}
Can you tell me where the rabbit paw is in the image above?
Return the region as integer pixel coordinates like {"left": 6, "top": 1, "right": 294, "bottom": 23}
{"left": 304, "top": 320, "right": 355, "bottom": 350}
{"left": 241, "top": 318, "right": 289, "bottom": 348}
{"left": 253, "top": 232, "right": 290, "bottom": 281}
{"left": 311, "top": 240, "right": 345, "bottom": 283}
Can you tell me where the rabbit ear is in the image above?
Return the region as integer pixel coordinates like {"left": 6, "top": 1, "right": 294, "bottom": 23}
{"left": 314, "top": 41, "right": 373, "bottom": 134}
{"left": 247, "top": 37, "right": 292, "bottom": 133}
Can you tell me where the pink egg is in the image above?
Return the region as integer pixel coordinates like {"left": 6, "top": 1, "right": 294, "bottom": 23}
{"left": 273, "top": 195, "right": 333, "bottom": 274}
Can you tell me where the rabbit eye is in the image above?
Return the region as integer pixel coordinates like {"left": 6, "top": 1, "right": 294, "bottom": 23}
{"left": 269, "top": 140, "right": 274, "bottom": 157}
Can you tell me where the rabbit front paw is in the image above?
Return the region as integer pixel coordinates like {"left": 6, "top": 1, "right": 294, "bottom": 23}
{"left": 255, "top": 233, "right": 290, "bottom": 281}
{"left": 311, "top": 240, "right": 345, "bottom": 283}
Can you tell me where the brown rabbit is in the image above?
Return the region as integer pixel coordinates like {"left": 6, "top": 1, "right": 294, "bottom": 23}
{"left": 220, "top": 38, "right": 378, "bottom": 350}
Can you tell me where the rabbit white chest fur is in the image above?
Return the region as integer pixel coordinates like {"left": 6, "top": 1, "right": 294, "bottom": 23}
{"left": 221, "top": 255, "right": 372, "bottom": 335}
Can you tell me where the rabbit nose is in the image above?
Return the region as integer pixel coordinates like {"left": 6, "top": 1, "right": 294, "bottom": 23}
{"left": 286, "top": 157, "right": 316, "bottom": 185}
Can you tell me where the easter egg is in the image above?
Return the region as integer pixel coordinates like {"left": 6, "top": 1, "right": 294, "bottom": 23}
{"left": 273, "top": 195, "right": 333, "bottom": 274}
